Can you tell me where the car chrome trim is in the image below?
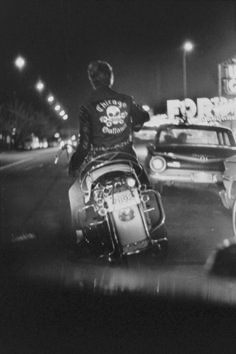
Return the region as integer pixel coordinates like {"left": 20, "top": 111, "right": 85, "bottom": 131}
{"left": 149, "top": 156, "right": 167, "bottom": 173}
{"left": 150, "top": 170, "right": 222, "bottom": 183}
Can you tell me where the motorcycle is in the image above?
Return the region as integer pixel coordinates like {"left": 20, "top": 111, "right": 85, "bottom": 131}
{"left": 56, "top": 146, "right": 168, "bottom": 263}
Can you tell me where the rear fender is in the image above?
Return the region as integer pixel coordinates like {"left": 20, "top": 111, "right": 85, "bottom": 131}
{"left": 108, "top": 202, "right": 150, "bottom": 256}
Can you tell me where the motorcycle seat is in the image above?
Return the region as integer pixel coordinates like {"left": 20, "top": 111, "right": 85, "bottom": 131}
{"left": 83, "top": 163, "right": 133, "bottom": 193}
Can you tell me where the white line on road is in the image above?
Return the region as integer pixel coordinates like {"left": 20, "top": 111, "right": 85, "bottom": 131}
{"left": 0, "top": 157, "right": 33, "bottom": 171}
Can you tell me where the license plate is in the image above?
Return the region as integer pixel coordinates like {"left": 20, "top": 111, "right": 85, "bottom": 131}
{"left": 106, "top": 189, "right": 140, "bottom": 211}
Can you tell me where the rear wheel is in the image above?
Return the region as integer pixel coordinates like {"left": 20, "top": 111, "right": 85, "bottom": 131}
{"left": 151, "top": 225, "right": 168, "bottom": 260}
{"left": 123, "top": 253, "right": 143, "bottom": 269}
{"left": 157, "top": 238, "right": 168, "bottom": 260}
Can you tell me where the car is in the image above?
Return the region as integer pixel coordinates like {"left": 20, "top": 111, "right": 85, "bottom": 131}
{"left": 39, "top": 138, "right": 48, "bottom": 149}
{"left": 145, "top": 122, "right": 236, "bottom": 192}
{"left": 133, "top": 115, "right": 172, "bottom": 164}
{"left": 133, "top": 126, "right": 158, "bottom": 143}
{"left": 22, "top": 135, "right": 40, "bottom": 150}
{"left": 133, "top": 126, "right": 159, "bottom": 165}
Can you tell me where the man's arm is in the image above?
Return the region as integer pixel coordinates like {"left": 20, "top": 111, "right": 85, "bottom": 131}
{"left": 69, "top": 106, "right": 91, "bottom": 176}
{"left": 130, "top": 98, "right": 149, "bottom": 131}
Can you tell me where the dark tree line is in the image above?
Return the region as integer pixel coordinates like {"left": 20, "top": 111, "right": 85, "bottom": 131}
{"left": 0, "top": 98, "right": 62, "bottom": 149}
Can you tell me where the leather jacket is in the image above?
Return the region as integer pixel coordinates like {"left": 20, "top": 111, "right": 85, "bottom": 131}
{"left": 69, "top": 85, "right": 149, "bottom": 174}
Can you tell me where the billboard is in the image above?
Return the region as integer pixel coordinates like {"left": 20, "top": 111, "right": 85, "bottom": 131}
{"left": 167, "top": 97, "right": 236, "bottom": 123}
{"left": 219, "top": 56, "right": 236, "bottom": 97}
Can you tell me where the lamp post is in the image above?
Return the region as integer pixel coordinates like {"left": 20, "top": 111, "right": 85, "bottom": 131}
{"left": 14, "top": 55, "right": 26, "bottom": 71}
{"left": 47, "top": 95, "right": 55, "bottom": 103}
{"left": 182, "top": 41, "right": 194, "bottom": 99}
{"left": 35, "top": 79, "right": 45, "bottom": 92}
{"left": 54, "top": 104, "right": 61, "bottom": 112}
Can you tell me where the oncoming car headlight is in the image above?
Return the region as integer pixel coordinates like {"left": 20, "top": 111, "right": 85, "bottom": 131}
{"left": 149, "top": 156, "right": 166, "bottom": 173}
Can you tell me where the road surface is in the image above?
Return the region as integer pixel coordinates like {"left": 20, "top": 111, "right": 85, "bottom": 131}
{"left": 1, "top": 148, "right": 236, "bottom": 354}
{"left": 0, "top": 147, "right": 234, "bottom": 271}
{"left": 0, "top": 148, "right": 72, "bottom": 244}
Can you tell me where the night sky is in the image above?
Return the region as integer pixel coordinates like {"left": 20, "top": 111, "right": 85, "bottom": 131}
{"left": 0, "top": 0, "right": 235, "bottom": 127}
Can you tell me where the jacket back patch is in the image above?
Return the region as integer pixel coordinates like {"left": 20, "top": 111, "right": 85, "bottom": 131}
{"left": 96, "top": 100, "right": 128, "bottom": 135}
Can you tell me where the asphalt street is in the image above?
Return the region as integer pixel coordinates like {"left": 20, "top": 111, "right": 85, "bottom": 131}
{"left": 0, "top": 147, "right": 234, "bottom": 271}
{"left": 0, "top": 148, "right": 72, "bottom": 244}
{"left": 1, "top": 148, "right": 236, "bottom": 353}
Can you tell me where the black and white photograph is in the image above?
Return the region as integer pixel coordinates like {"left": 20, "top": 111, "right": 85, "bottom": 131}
{"left": 1, "top": 0, "right": 236, "bottom": 353}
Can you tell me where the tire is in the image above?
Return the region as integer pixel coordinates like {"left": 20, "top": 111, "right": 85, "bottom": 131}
{"left": 124, "top": 253, "right": 142, "bottom": 269}
{"left": 157, "top": 238, "right": 168, "bottom": 260}
{"left": 151, "top": 225, "right": 168, "bottom": 260}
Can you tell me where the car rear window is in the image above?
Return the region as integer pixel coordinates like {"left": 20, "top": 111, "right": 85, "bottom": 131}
{"left": 158, "top": 128, "right": 231, "bottom": 146}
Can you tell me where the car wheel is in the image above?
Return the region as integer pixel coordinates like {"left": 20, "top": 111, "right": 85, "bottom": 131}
{"left": 151, "top": 225, "right": 168, "bottom": 260}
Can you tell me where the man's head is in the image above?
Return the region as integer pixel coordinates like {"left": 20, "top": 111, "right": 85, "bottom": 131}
{"left": 87, "top": 60, "right": 114, "bottom": 89}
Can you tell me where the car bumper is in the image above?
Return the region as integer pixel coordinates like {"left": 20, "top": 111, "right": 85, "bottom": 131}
{"left": 149, "top": 169, "right": 223, "bottom": 184}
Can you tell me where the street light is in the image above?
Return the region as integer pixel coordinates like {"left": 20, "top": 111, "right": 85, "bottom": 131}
{"left": 182, "top": 41, "right": 194, "bottom": 98}
{"left": 47, "top": 95, "right": 55, "bottom": 103}
{"left": 59, "top": 110, "right": 65, "bottom": 117}
{"left": 14, "top": 55, "right": 26, "bottom": 71}
{"left": 35, "top": 79, "right": 45, "bottom": 92}
{"left": 54, "top": 104, "right": 61, "bottom": 111}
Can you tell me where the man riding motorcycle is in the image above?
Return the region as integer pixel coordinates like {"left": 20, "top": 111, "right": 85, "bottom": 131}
{"left": 68, "top": 60, "right": 149, "bottom": 247}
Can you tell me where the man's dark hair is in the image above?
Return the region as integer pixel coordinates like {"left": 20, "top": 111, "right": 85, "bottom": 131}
{"left": 87, "top": 60, "right": 114, "bottom": 88}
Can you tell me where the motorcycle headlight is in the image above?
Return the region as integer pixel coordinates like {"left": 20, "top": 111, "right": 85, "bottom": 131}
{"left": 150, "top": 156, "right": 166, "bottom": 173}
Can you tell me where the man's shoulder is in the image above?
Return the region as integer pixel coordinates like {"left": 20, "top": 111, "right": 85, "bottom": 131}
{"left": 109, "top": 87, "right": 132, "bottom": 100}
{"left": 89, "top": 86, "right": 132, "bottom": 102}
